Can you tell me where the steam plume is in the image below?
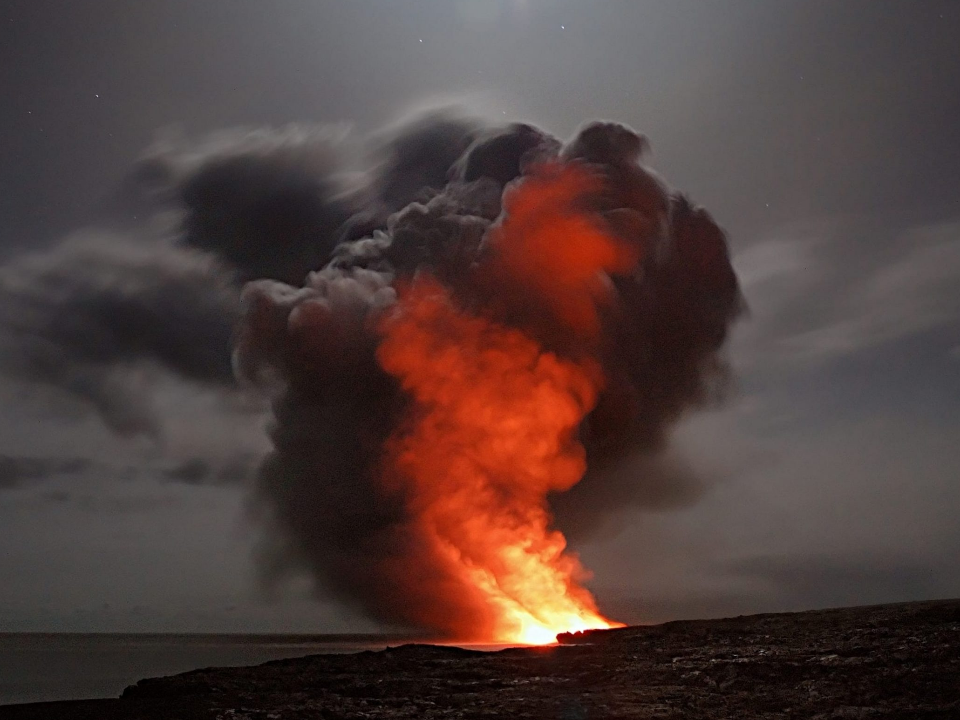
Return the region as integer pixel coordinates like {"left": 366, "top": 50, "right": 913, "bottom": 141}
{"left": 0, "top": 109, "right": 740, "bottom": 637}
{"left": 235, "top": 115, "right": 742, "bottom": 638}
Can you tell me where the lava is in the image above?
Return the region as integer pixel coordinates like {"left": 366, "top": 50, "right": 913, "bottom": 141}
{"left": 376, "top": 164, "right": 635, "bottom": 644}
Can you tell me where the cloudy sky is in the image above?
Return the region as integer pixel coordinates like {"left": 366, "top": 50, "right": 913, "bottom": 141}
{"left": 1, "top": 0, "right": 958, "bottom": 632}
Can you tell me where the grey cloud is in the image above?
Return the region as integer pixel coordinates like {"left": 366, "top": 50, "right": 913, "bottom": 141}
{"left": 727, "top": 553, "right": 950, "bottom": 610}
{"left": 36, "top": 490, "right": 184, "bottom": 514}
{"left": 551, "top": 451, "right": 706, "bottom": 542}
{"left": 141, "top": 125, "right": 360, "bottom": 286}
{"left": 0, "top": 455, "right": 92, "bottom": 490}
{"left": 162, "top": 458, "right": 213, "bottom": 485}
{"left": 0, "top": 233, "right": 240, "bottom": 437}
{"left": 784, "top": 224, "right": 960, "bottom": 360}
{"left": 1, "top": 108, "right": 742, "bottom": 637}
{"left": 369, "top": 107, "right": 483, "bottom": 212}
{"left": 735, "top": 219, "right": 960, "bottom": 368}
{"left": 161, "top": 453, "right": 259, "bottom": 486}
{"left": 335, "top": 107, "right": 489, "bottom": 247}
{"left": 237, "top": 118, "right": 741, "bottom": 636}
{"left": 597, "top": 553, "right": 952, "bottom": 626}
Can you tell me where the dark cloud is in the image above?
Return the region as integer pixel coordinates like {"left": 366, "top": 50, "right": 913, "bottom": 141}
{"left": 0, "top": 109, "right": 500, "bottom": 443}
{"left": 734, "top": 220, "right": 960, "bottom": 371}
{"left": 162, "top": 458, "right": 213, "bottom": 485}
{"left": 370, "top": 108, "right": 483, "bottom": 212}
{"left": 452, "top": 122, "right": 560, "bottom": 187}
{"left": 161, "top": 453, "right": 259, "bottom": 486}
{"left": 0, "top": 455, "right": 92, "bottom": 489}
{"left": 728, "top": 553, "right": 949, "bottom": 610}
{"left": 0, "top": 234, "right": 239, "bottom": 436}
{"left": 335, "top": 108, "right": 487, "bottom": 248}
{"left": 551, "top": 452, "right": 706, "bottom": 542}
{"left": 0, "top": 106, "right": 741, "bottom": 636}
{"left": 154, "top": 126, "right": 360, "bottom": 286}
{"left": 236, "top": 118, "right": 742, "bottom": 635}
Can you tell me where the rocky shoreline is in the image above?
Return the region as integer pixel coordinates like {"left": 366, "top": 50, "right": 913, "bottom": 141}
{"left": 2, "top": 599, "right": 958, "bottom": 719}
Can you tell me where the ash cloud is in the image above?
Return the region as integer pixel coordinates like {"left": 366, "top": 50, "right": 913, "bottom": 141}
{"left": 0, "top": 107, "right": 740, "bottom": 635}
{"left": 161, "top": 453, "right": 259, "bottom": 486}
{"left": 0, "top": 455, "right": 92, "bottom": 490}
{"left": 142, "top": 125, "right": 360, "bottom": 286}
{"left": 236, "top": 114, "right": 742, "bottom": 634}
{"left": 0, "top": 123, "right": 358, "bottom": 435}
{"left": 0, "top": 234, "right": 239, "bottom": 436}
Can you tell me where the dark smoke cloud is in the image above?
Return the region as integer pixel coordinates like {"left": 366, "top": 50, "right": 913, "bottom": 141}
{"left": 161, "top": 453, "right": 259, "bottom": 486}
{"left": 235, "top": 116, "right": 742, "bottom": 634}
{"left": 0, "top": 107, "right": 740, "bottom": 635}
{"left": 551, "top": 452, "right": 706, "bottom": 542}
{"left": 0, "top": 110, "right": 491, "bottom": 439}
{"left": 162, "top": 458, "right": 215, "bottom": 485}
{"left": 452, "top": 122, "right": 560, "bottom": 187}
{"left": 104, "top": 124, "right": 360, "bottom": 286}
{"left": 370, "top": 108, "right": 482, "bottom": 212}
{"left": 335, "top": 108, "right": 485, "bottom": 248}
{"left": 0, "top": 234, "right": 239, "bottom": 435}
{"left": 154, "top": 126, "right": 358, "bottom": 286}
{"left": 0, "top": 455, "right": 92, "bottom": 489}
{"left": 0, "top": 451, "right": 254, "bottom": 492}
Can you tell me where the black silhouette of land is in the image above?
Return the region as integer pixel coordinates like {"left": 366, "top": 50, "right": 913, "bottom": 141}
{"left": 2, "top": 600, "right": 958, "bottom": 719}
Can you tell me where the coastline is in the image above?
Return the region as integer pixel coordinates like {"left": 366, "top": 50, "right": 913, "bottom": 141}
{"left": 2, "top": 599, "right": 958, "bottom": 719}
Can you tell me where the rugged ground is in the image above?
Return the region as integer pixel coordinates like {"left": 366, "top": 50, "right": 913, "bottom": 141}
{"left": 2, "top": 600, "right": 958, "bottom": 719}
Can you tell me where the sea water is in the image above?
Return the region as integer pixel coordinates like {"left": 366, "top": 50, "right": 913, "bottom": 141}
{"left": 0, "top": 633, "right": 409, "bottom": 705}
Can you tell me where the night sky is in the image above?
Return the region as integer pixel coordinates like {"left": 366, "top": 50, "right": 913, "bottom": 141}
{"left": 1, "top": 0, "right": 959, "bottom": 632}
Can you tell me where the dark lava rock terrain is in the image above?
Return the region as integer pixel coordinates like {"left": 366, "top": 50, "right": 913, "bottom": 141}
{"left": 2, "top": 599, "right": 958, "bottom": 719}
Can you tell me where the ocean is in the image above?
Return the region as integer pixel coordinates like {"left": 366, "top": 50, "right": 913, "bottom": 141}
{"left": 0, "top": 633, "right": 414, "bottom": 706}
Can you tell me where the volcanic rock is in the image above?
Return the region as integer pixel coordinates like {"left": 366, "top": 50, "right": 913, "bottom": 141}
{"left": 2, "top": 600, "right": 958, "bottom": 719}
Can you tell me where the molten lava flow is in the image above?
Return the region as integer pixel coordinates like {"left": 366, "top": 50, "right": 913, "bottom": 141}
{"left": 378, "top": 281, "right": 621, "bottom": 643}
{"left": 376, "top": 164, "right": 635, "bottom": 644}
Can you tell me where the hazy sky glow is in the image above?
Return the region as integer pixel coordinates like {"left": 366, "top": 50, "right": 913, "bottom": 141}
{"left": 1, "top": 0, "right": 958, "bottom": 632}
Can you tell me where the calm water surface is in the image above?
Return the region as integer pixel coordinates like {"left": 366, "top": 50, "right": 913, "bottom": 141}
{"left": 0, "top": 633, "right": 419, "bottom": 705}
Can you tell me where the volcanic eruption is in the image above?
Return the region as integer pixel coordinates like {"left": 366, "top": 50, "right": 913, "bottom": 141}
{"left": 0, "top": 108, "right": 741, "bottom": 644}
{"left": 234, "top": 115, "right": 742, "bottom": 643}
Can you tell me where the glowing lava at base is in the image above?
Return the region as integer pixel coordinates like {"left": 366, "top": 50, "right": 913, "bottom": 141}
{"left": 378, "top": 281, "right": 623, "bottom": 644}
{"left": 230, "top": 119, "right": 742, "bottom": 648}
{"left": 376, "top": 164, "right": 634, "bottom": 644}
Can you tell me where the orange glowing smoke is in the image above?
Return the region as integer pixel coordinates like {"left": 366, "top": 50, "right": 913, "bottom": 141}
{"left": 485, "top": 161, "right": 641, "bottom": 338}
{"left": 376, "top": 164, "right": 637, "bottom": 644}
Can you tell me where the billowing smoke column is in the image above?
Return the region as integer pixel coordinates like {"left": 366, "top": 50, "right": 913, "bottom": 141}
{"left": 0, "top": 108, "right": 739, "bottom": 640}
{"left": 234, "top": 115, "right": 742, "bottom": 642}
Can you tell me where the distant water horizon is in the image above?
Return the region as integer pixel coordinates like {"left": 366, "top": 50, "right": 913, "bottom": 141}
{"left": 0, "top": 632, "right": 431, "bottom": 706}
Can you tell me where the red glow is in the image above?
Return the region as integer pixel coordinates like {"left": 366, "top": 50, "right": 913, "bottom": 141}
{"left": 376, "top": 164, "right": 634, "bottom": 643}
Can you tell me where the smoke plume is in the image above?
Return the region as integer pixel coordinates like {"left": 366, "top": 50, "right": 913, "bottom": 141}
{"left": 0, "top": 108, "right": 741, "bottom": 639}
{"left": 0, "top": 233, "right": 239, "bottom": 436}
{"left": 234, "top": 114, "right": 742, "bottom": 639}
